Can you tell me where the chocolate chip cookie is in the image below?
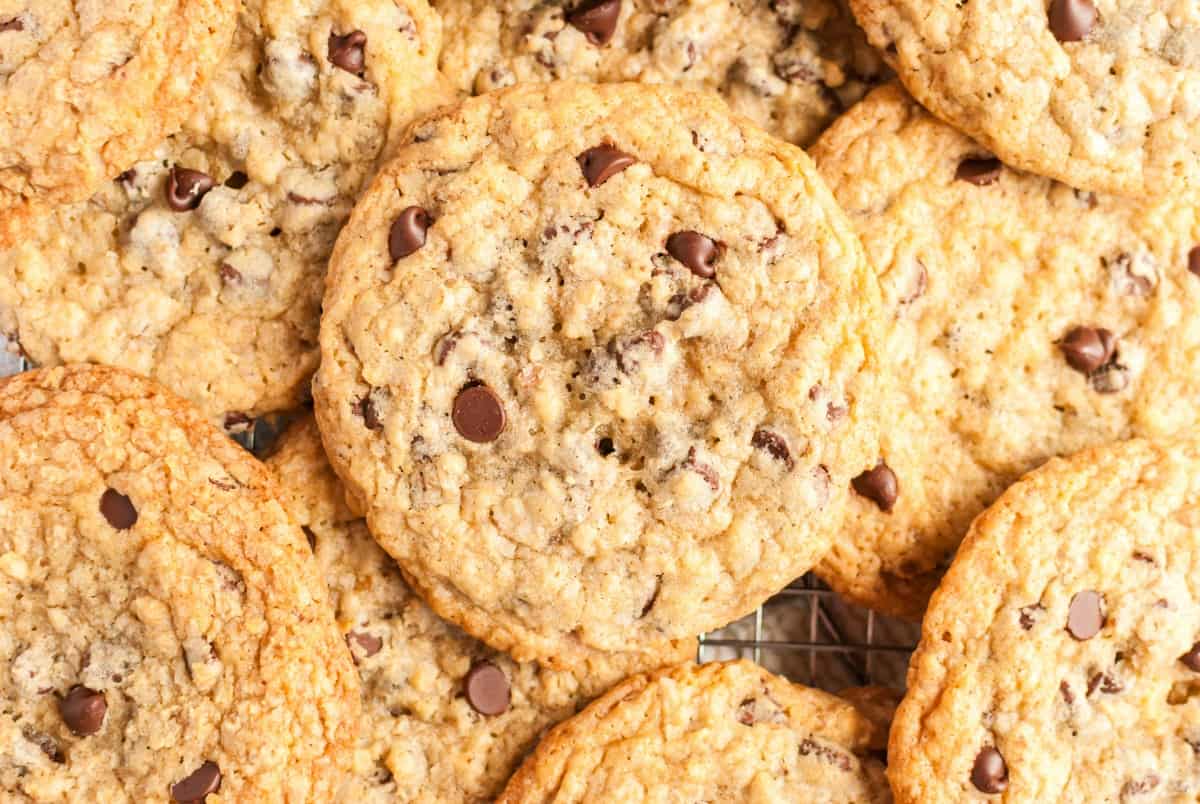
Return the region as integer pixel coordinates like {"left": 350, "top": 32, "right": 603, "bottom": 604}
{"left": 499, "top": 660, "right": 892, "bottom": 802}
{"left": 314, "top": 81, "right": 885, "bottom": 665}
{"left": 810, "top": 84, "right": 1200, "bottom": 619}
{"left": 850, "top": 0, "right": 1200, "bottom": 196}
{"left": 437, "top": 0, "right": 887, "bottom": 147}
{"left": 266, "top": 415, "right": 690, "bottom": 803}
{"left": 890, "top": 437, "right": 1200, "bottom": 802}
{"left": 0, "top": 365, "right": 359, "bottom": 801}
{"left": 0, "top": 0, "right": 237, "bottom": 210}
{"left": 0, "top": 0, "right": 447, "bottom": 424}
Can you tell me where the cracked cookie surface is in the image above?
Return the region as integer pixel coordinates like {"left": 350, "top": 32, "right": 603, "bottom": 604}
{"left": 498, "top": 660, "right": 892, "bottom": 802}
{"left": 0, "top": 0, "right": 237, "bottom": 210}
{"left": 436, "top": 0, "right": 887, "bottom": 148}
{"left": 0, "top": 0, "right": 447, "bottom": 424}
{"left": 850, "top": 0, "right": 1200, "bottom": 195}
{"left": 266, "top": 415, "right": 689, "bottom": 803}
{"left": 890, "top": 437, "right": 1200, "bottom": 802}
{"left": 314, "top": 81, "right": 884, "bottom": 666}
{"left": 811, "top": 84, "right": 1200, "bottom": 619}
{"left": 0, "top": 365, "right": 358, "bottom": 802}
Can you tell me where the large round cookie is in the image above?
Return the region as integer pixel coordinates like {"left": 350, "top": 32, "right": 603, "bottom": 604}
{"left": 0, "top": 0, "right": 447, "bottom": 424}
{"left": 890, "top": 438, "right": 1200, "bottom": 802}
{"left": 810, "top": 83, "right": 1200, "bottom": 619}
{"left": 265, "top": 415, "right": 690, "bottom": 803}
{"left": 0, "top": 366, "right": 359, "bottom": 801}
{"left": 314, "top": 81, "right": 885, "bottom": 665}
{"left": 0, "top": 0, "right": 237, "bottom": 210}
{"left": 499, "top": 660, "right": 892, "bottom": 802}
{"left": 436, "top": 0, "right": 887, "bottom": 148}
{"left": 851, "top": 0, "right": 1200, "bottom": 196}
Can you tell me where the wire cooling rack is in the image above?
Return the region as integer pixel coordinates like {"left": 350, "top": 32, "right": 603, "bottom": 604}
{"left": 0, "top": 349, "right": 920, "bottom": 692}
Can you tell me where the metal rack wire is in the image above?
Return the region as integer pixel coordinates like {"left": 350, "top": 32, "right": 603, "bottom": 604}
{"left": 0, "top": 350, "right": 920, "bottom": 692}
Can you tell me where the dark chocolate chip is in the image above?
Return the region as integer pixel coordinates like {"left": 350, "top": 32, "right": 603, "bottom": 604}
{"left": 1180, "top": 642, "right": 1200, "bottom": 672}
{"left": 347, "top": 631, "right": 382, "bottom": 659}
{"left": 354, "top": 393, "right": 384, "bottom": 431}
{"left": 464, "top": 661, "right": 510, "bottom": 715}
{"left": 566, "top": 0, "right": 622, "bottom": 46}
{"left": 100, "top": 489, "right": 138, "bottom": 529}
{"left": 389, "top": 206, "right": 431, "bottom": 260}
{"left": 751, "top": 429, "right": 794, "bottom": 471}
{"left": 596, "top": 436, "right": 616, "bottom": 456}
{"left": 224, "top": 171, "right": 249, "bottom": 189}
{"left": 851, "top": 461, "right": 898, "bottom": 512}
{"left": 0, "top": 17, "right": 24, "bottom": 32}
{"left": 1189, "top": 246, "right": 1200, "bottom": 278}
{"left": 166, "top": 167, "right": 215, "bottom": 212}
{"left": 171, "top": 761, "right": 221, "bottom": 802}
{"left": 577, "top": 144, "right": 635, "bottom": 187}
{"left": 22, "top": 728, "right": 63, "bottom": 763}
{"left": 1059, "top": 326, "right": 1116, "bottom": 374}
{"left": 1048, "top": 0, "right": 1096, "bottom": 42}
{"left": 666, "top": 231, "right": 721, "bottom": 278}
{"left": 302, "top": 526, "right": 317, "bottom": 550}
{"left": 328, "top": 30, "right": 367, "bottom": 73}
{"left": 971, "top": 747, "right": 1008, "bottom": 794}
{"left": 59, "top": 686, "right": 107, "bottom": 736}
{"left": 452, "top": 383, "right": 506, "bottom": 443}
{"left": 955, "top": 158, "right": 1003, "bottom": 186}
{"left": 1066, "top": 590, "right": 1104, "bottom": 640}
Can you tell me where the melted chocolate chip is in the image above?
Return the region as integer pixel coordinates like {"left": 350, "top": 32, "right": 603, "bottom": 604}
{"left": 218, "top": 264, "right": 241, "bottom": 284}
{"left": 1060, "top": 680, "right": 1075, "bottom": 704}
{"left": 166, "top": 168, "right": 215, "bottom": 212}
{"left": 736, "top": 697, "right": 758, "bottom": 725}
{"left": 798, "top": 738, "right": 852, "bottom": 771}
{"left": 1180, "top": 642, "right": 1200, "bottom": 672}
{"left": 751, "top": 429, "right": 794, "bottom": 471}
{"left": 1059, "top": 326, "right": 1116, "bottom": 374}
{"left": 328, "top": 30, "right": 367, "bottom": 73}
{"left": 577, "top": 144, "right": 635, "bottom": 187}
{"left": 59, "top": 686, "right": 107, "bottom": 736}
{"left": 1048, "top": 0, "right": 1096, "bottom": 42}
{"left": 389, "top": 206, "right": 431, "bottom": 260}
{"left": 354, "top": 393, "right": 384, "bottom": 432}
{"left": 682, "top": 447, "right": 719, "bottom": 492}
{"left": 22, "top": 728, "right": 62, "bottom": 763}
{"left": 434, "top": 331, "right": 461, "bottom": 365}
{"left": 1189, "top": 246, "right": 1200, "bottom": 278}
{"left": 347, "top": 631, "right": 383, "bottom": 659}
{"left": 100, "top": 489, "right": 138, "bottom": 529}
{"left": 1087, "top": 672, "right": 1122, "bottom": 696}
{"left": 452, "top": 383, "right": 506, "bottom": 443}
{"left": 302, "top": 526, "right": 317, "bottom": 550}
{"left": 1018, "top": 603, "right": 1044, "bottom": 630}
{"left": 464, "top": 661, "right": 510, "bottom": 715}
{"left": 171, "top": 761, "right": 221, "bottom": 802}
{"left": 666, "top": 231, "right": 721, "bottom": 278}
{"left": 224, "top": 171, "right": 249, "bottom": 189}
{"left": 971, "top": 747, "right": 1008, "bottom": 793}
{"left": 1066, "top": 590, "right": 1104, "bottom": 640}
{"left": 566, "top": 0, "right": 622, "bottom": 45}
{"left": 852, "top": 461, "right": 898, "bottom": 512}
{"left": 955, "top": 158, "right": 1003, "bottom": 186}
{"left": 0, "top": 17, "right": 24, "bottom": 33}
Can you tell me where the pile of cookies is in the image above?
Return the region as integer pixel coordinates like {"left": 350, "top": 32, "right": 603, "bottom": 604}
{"left": 1, "top": 0, "right": 1197, "bottom": 801}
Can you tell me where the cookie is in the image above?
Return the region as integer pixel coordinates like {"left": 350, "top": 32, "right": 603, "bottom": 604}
{"left": 810, "top": 84, "right": 1200, "bottom": 619}
{"left": 265, "top": 415, "right": 691, "bottom": 803}
{"left": 314, "top": 81, "right": 885, "bottom": 665}
{"left": 850, "top": 0, "right": 1200, "bottom": 196}
{"left": 0, "top": 0, "right": 238, "bottom": 210}
{"left": 498, "top": 660, "right": 892, "bottom": 802}
{"left": 889, "top": 437, "right": 1200, "bottom": 802}
{"left": 436, "top": 0, "right": 887, "bottom": 148}
{"left": 0, "top": 0, "right": 447, "bottom": 424}
{"left": 0, "top": 365, "right": 358, "bottom": 801}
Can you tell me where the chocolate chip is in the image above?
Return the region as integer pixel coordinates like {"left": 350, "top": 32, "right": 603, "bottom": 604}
{"left": 452, "top": 383, "right": 506, "bottom": 443}
{"left": 577, "top": 144, "right": 635, "bottom": 187}
{"left": 1048, "top": 0, "right": 1096, "bottom": 42}
{"left": 1059, "top": 326, "right": 1116, "bottom": 374}
{"left": 434, "top": 331, "right": 461, "bottom": 365}
{"left": 100, "top": 489, "right": 138, "bottom": 529}
{"left": 1018, "top": 603, "right": 1044, "bottom": 630}
{"left": 1066, "top": 590, "right": 1104, "bottom": 640}
{"left": 596, "top": 436, "right": 616, "bottom": 456}
{"left": 640, "top": 574, "right": 662, "bottom": 617}
{"left": 116, "top": 168, "right": 137, "bottom": 188}
{"left": 1189, "top": 246, "right": 1200, "bottom": 278}
{"left": 971, "top": 747, "right": 1008, "bottom": 794}
{"left": 1121, "top": 775, "right": 1160, "bottom": 796}
{"left": 302, "top": 526, "right": 317, "bottom": 550}
{"left": 464, "top": 661, "right": 510, "bottom": 715}
{"left": 955, "top": 158, "right": 1003, "bottom": 186}
{"left": 224, "top": 171, "right": 249, "bottom": 189}
{"left": 751, "top": 429, "right": 794, "bottom": 471}
{"left": 682, "top": 447, "right": 719, "bottom": 492}
{"left": 389, "top": 206, "right": 431, "bottom": 260}
{"left": 666, "top": 231, "right": 721, "bottom": 278}
{"left": 353, "top": 393, "right": 384, "bottom": 431}
{"left": 736, "top": 697, "right": 758, "bottom": 725}
{"left": 1087, "top": 672, "right": 1122, "bottom": 696}
{"left": 171, "top": 761, "right": 221, "bottom": 802}
{"left": 59, "top": 686, "right": 107, "bottom": 736}
{"left": 218, "top": 264, "right": 241, "bottom": 283}
{"left": 852, "top": 461, "right": 898, "bottom": 512}
{"left": 21, "top": 728, "right": 62, "bottom": 763}
{"left": 166, "top": 168, "right": 215, "bottom": 212}
{"left": 0, "top": 18, "right": 24, "bottom": 33}
{"left": 566, "top": 0, "right": 621, "bottom": 46}
{"left": 347, "top": 631, "right": 382, "bottom": 659}
{"left": 798, "top": 738, "right": 852, "bottom": 771}
{"left": 328, "top": 30, "right": 367, "bottom": 73}
{"left": 1180, "top": 642, "right": 1200, "bottom": 671}
{"left": 1060, "top": 680, "right": 1075, "bottom": 704}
